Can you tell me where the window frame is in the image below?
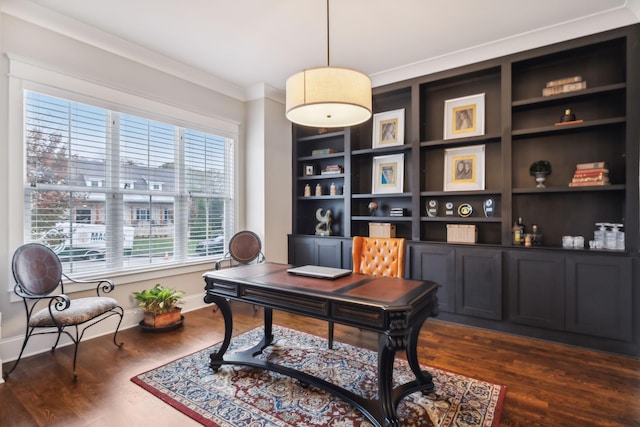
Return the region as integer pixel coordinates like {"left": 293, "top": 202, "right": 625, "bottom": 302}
{"left": 8, "top": 57, "right": 241, "bottom": 285}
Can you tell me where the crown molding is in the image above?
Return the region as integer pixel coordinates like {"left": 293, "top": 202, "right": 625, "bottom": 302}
{"left": 0, "top": 0, "right": 246, "bottom": 101}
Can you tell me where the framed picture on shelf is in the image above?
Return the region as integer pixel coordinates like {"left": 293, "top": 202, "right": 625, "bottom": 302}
{"left": 303, "top": 164, "right": 315, "bottom": 176}
{"left": 372, "top": 109, "right": 405, "bottom": 149}
{"left": 444, "top": 93, "right": 485, "bottom": 140}
{"left": 372, "top": 153, "right": 404, "bottom": 194}
{"left": 444, "top": 144, "right": 485, "bottom": 191}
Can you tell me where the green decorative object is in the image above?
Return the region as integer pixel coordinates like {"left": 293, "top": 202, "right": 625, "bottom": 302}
{"left": 134, "top": 284, "right": 184, "bottom": 315}
{"left": 134, "top": 284, "right": 185, "bottom": 329}
{"left": 529, "top": 160, "right": 552, "bottom": 188}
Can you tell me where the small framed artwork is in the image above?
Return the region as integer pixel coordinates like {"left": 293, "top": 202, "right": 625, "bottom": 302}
{"left": 372, "top": 153, "right": 404, "bottom": 194}
{"left": 443, "top": 93, "right": 485, "bottom": 140}
{"left": 303, "top": 164, "right": 315, "bottom": 176}
{"left": 444, "top": 145, "right": 485, "bottom": 191}
{"left": 372, "top": 109, "right": 405, "bottom": 149}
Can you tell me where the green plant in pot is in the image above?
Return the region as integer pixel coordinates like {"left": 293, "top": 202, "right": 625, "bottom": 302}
{"left": 529, "top": 160, "right": 552, "bottom": 188}
{"left": 134, "top": 284, "right": 185, "bottom": 329}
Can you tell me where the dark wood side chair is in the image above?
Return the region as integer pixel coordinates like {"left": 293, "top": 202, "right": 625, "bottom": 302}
{"left": 328, "top": 236, "right": 406, "bottom": 349}
{"left": 213, "top": 231, "right": 265, "bottom": 313}
{"left": 214, "top": 230, "right": 265, "bottom": 270}
{"left": 3, "top": 243, "right": 124, "bottom": 381}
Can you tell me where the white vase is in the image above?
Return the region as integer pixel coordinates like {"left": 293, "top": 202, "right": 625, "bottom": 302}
{"left": 535, "top": 172, "right": 547, "bottom": 188}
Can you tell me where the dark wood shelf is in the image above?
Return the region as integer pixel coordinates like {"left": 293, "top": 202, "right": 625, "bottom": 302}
{"left": 420, "top": 133, "right": 501, "bottom": 148}
{"left": 298, "top": 174, "right": 345, "bottom": 181}
{"left": 420, "top": 190, "right": 502, "bottom": 197}
{"left": 512, "top": 117, "right": 625, "bottom": 137}
{"left": 297, "top": 195, "right": 344, "bottom": 200}
{"left": 297, "top": 152, "right": 344, "bottom": 161}
{"left": 297, "top": 130, "right": 345, "bottom": 142}
{"left": 512, "top": 184, "right": 625, "bottom": 194}
{"left": 352, "top": 215, "right": 413, "bottom": 222}
{"left": 352, "top": 144, "right": 413, "bottom": 156}
{"left": 511, "top": 83, "right": 627, "bottom": 108}
{"left": 352, "top": 193, "right": 412, "bottom": 199}
{"left": 420, "top": 216, "right": 502, "bottom": 223}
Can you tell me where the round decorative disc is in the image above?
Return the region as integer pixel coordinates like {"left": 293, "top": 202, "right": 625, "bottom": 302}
{"left": 458, "top": 203, "right": 473, "bottom": 217}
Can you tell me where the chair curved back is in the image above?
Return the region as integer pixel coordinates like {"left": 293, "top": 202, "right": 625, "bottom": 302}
{"left": 228, "top": 231, "right": 264, "bottom": 264}
{"left": 4, "top": 242, "right": 124, "bottom": 381}
{"left": 12, "top": 243, "right": 63, "bottom": 296}
{"left": 352, "top": 236, "right": 406, "bottom": 278}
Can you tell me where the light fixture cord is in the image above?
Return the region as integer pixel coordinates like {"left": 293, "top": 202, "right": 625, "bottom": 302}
{"left": 326, "top": 0, "right": 330, "bottom": 66}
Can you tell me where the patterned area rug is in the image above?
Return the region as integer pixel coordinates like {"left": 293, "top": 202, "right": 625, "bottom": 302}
{"left": 132, "top": 325, "right": 505, "bottom": 426}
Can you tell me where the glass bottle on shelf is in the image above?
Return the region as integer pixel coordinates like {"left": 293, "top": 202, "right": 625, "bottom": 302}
{"left": 304, "top": 184, "right": 311, "bottom": 197}
{"left": 594, "top": 223, "right": 607, "bottom": 249}
{"left": 512, "top": 222, "right": 522, "bottom": 245}
{"left": 518, "top": 217, "right": 526, "bottom": 235}
{"left": 531, "top": 224, "right": 542, "bottom": 246}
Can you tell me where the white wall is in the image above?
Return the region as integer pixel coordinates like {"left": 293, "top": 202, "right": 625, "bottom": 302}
{"left": 245, "top": 84, "right": 292, "bottom": 263}
{"left": 264, "top": 94, "right": 292, "bottom": 263}
{"left": 0, "top": 13, "right": 290, "bottom": 365}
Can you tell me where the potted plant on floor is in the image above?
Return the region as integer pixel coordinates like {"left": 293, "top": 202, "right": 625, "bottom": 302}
{"left": 134, "top": 284, "right": 185, "bottom": 330}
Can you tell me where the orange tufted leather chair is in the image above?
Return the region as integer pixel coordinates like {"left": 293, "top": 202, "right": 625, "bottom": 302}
{"left": 328, "top": 236, "right": 406, "bottom": 348}
{"left": 351, "top": 236, "right": 406, "bottom": 278}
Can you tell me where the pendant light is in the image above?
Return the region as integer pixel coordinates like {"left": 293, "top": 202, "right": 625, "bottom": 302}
{"left": 285, "top": 0, "right": 372, "bottom": 128}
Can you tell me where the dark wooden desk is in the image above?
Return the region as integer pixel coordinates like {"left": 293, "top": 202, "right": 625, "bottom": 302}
{"left": 203, "top": 262, "right": 439, "bottom": 427}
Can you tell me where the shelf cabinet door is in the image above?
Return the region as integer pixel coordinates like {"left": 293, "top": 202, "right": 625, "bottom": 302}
{"left": 342, "top": 238, "right": 353, "bottom": 269}
{"left": 287, "top": 235, "right": 344, "bottom": 268}
{"left": 408, "top": 243, "right": 455, "bottom": 313}
{"left": 288, "top": 235, "right": 316, "bottom": 266}
{"left": 565, "top": 254, "right": 632, "bottom": 341}
{"left": 507, "top": 250, "right": 565, "bottom": 330}
{"left": 455, "top": 248, "right": 503, "bottom": 320}
{"left": 317, "top": 238, "right": 343, "bottom": 268}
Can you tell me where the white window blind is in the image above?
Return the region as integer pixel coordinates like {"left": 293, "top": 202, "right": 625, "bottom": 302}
{"left": 24, "top": 90, "right": 235, "bottom": 276}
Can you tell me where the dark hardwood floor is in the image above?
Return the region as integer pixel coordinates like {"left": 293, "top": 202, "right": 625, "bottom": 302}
{"left": 1, "top": 302, "right": 638, "bottom": 426}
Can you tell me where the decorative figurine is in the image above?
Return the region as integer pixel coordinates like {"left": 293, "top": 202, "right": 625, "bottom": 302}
{"left": 304, "top": 184, "right": 311, "bottom": 197}
{"left": 426, "top": 200, "right": 438, "bottom": 217}
{"left": 315, "top": 208, "right": 332, "bottom": 236}
{"left": 330, "top": 182, "right": 337, "bottom": 196}
{"left": 483, "top": 198, "right": 495, "bottom": 217}
{"left": 315, "top": 183, "right": 322, "bottom": 196}
{"left": 368, "top": 201, "right": 378, "bottom": 215}
{"left": 559, "top": 108, "right": 576, "bottom": 123}
{"left": 445, "top": 202, "right": 455, "bottom": 216}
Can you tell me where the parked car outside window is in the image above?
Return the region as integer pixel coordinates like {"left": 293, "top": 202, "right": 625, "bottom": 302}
{"left": 196, "top": 236, "right": 225, "bottom": 256}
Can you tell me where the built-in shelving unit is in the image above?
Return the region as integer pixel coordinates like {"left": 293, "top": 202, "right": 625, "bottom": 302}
{"left": 290, "top": 24, "right": 640, "bottom": 356}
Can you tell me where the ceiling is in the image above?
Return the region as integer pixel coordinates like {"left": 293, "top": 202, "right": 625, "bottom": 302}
{"left": 9, "top": 0, "right": 639, "bottom": 98}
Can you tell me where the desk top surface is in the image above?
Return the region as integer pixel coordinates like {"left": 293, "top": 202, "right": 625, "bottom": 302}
{"left": 204, "top": 262, "right": 437, "bottom": 309}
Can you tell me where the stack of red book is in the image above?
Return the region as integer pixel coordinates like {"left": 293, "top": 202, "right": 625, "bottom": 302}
{"left": 569, "top": 161, "right": 609, "bottom": 187}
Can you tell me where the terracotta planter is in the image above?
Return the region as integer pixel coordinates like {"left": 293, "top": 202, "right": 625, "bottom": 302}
{"left": 143, "top": 308, "right": 182, "bottom": 328}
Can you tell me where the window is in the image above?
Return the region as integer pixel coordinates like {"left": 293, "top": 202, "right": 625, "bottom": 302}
{"left": 75, "top": 209, "right": 92, "bottom": 223}
{"left": 24, "top": 90, "right": 235, "bottom": 276}
{"left": 136, "top": 208, "right": 151, "bottom": 221}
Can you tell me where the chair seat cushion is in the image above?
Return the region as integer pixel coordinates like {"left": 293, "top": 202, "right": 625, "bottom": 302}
{"left": 29, "top": 297, "right": 119, "bottom": 327}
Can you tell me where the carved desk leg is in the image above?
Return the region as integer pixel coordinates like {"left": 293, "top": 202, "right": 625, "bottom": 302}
{"left": 205, "top": 293, "right": 233, "bottom": 370}
{"left": 378, "top": 333, "right": 401, "bottom": 427}
{"left": 262, "top": 307, "right": 273, "bottom": 350}
{"left": 405, "top": 307, "right": 435, "bottom": 390}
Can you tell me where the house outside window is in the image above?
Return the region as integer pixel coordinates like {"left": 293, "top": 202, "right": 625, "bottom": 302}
{"left": 24, "top": 90, "right": 235, "bottom": 276}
